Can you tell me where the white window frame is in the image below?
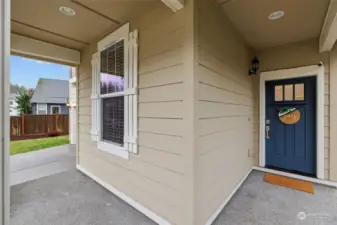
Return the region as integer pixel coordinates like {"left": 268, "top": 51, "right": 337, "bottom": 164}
{"left": 91, "top": 23, "right": 138, "bottom": 159}
{"left": 50, "top": 105, "right": 61, "bottom": 114}
{"left": 37, "top": 103, "right": 47, "bottom": 115}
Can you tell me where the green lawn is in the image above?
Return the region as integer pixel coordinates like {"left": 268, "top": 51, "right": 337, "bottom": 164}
{"left": 10, "top": 136, "right": 70, "bottom": 155}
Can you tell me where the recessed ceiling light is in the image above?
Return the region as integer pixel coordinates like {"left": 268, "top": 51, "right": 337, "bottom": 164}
{"left": 59, "top": 6, "right": 76, "bottom": 16}
{"left": 268, "top": 11, "right": 284, "bottom": 20}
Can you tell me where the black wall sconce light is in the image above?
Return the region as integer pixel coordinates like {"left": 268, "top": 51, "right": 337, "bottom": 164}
{"left": 248, "top": 57, "right": 259, "bottom": 76}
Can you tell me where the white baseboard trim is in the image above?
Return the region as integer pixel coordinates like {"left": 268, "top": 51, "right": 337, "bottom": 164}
{"left": 76, "top": 164, "right": 171, "bottom": 225}
{"left": 205, "top": 168, "right": 253, "bottom": 225}
{"left": 252, "top": 166, "right": 337, "bottom": 188}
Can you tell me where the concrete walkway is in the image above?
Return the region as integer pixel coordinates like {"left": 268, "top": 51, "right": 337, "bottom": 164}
{"left": 10, "top": 144, "right": 76, "bottom": 186}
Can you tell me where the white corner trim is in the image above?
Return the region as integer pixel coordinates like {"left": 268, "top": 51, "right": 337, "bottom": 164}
{"left": 253, "top": 166, "right": 337, "bottom": 188}
{"left": 319, "top": 0, "right": 337, "bottom": 53}
{"left": 259, "top": 64, "right": 325, "bottom": 180}
{"left": 98, "top": 23, "right": 130, "bottom": 51}
{"left": 97, "top": 141, "right": 129, "bottom": 160}
{"left": 160, "top": 0, "right": 184, "bottom": 12}
{"left": 76, "top": 165, "right": 171, "bottom": 225}
{"left": 205, "top": 168, "right": 252, "bottom": 225}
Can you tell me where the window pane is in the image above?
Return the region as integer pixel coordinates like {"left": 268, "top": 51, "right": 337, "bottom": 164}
{"left": 100, "top": 40, "right": 124, "bottom": 94}
{"left": 52, "top": 107, "right": 60, "bottom": 114}
{"left": 38, "top": 104, "right": 47, "bottom": 110}
{"left": 275, "top": 85, "right": 283, "bottom": 101}
{"left": 102, "top": 97, "right": 124, "bottom": 145}
{"left": 38, "top": 110, "right": 46, "bottom": 115}
{"left": 295, "top": 83, "right": 304, "bottom": 100}
{"left": 284, "top": 84, "right": 293, "bottom": 101}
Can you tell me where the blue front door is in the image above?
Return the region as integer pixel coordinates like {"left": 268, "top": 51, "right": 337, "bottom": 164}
{"left": 265, "top": 77, "right": 316, "bottom": 176}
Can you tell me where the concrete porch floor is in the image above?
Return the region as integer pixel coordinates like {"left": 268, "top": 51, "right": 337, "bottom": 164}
{"left": 213, "top": 171, "right": 337, "bottom": 225}
{"left": 10, "top": 169, "right": 157, "bottom": 225}
{"left": 10, "top": 144, "right": 157, "bottom": 225}
{"left": 10, "top": 148, "right": 337, "bottom": 225}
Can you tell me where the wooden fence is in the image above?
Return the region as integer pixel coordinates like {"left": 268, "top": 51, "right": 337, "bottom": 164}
{"left": 10, "top": 114, "right": 69, "bottom": 141}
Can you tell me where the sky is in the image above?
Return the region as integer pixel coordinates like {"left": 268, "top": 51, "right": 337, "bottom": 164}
{"left": 10, "top": 55, "right": 70, "bottom": 89}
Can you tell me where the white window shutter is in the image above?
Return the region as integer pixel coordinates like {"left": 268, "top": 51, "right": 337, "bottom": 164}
{"left": 91, "top": 52, "right": 100, "bottom": 141}
{"left": 124, "top": 30, "right": 138, "bottom": 153}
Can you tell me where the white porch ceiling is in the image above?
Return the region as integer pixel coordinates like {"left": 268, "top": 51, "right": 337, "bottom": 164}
{"left": 218, "top": 0, "right": 331, "bottom": 50}
{"left": 11, "top": 0, "right": 331, "bottom": 52}
{"left": 11, "top": 0, "right": 161, "bottom": 51}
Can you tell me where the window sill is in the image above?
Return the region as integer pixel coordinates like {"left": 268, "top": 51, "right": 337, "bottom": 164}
{"left": 97, "top": 141, "right": 129, "bottom": 160}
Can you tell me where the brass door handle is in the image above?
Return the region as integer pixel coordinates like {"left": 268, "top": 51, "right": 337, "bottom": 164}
{"left": 266, "top": 125, "right": 270, "bottom": 139}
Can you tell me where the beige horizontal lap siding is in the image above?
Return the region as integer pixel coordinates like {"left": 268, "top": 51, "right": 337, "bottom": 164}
{"left": 77, "top": 5, "right": 186, "bottom": 225}
{"left": 195, "top": 0, "right": 257, "bottom": 224}
{"left": 257, "top": 40, "right": 330, "bottom": 180}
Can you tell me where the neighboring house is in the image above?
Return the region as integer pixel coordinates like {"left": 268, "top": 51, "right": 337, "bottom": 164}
{"left": 9, "top": 84, "right": 20, "bottom": 116}
{"left": 9, "top": 93, "right": 19, "bottom": 116}
{"left": 31, "top": 78, "right": 69, "bottom": 115}
{"left": 7, "top": 1, "right": 337, "bottom": 225}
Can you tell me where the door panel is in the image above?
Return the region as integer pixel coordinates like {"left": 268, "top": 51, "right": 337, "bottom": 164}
{"left": 265, "top": 77, "right": 316, "bottom": 176}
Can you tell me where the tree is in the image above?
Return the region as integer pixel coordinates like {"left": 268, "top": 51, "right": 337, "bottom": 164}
{"left": 15, "top": 92, "right": 32, "bottom": 115}
{"left": 27, "top": 88, "right": 34, "bottom": 96}
{"left": 10, "top": 83, "right": 27, "bottom": 94}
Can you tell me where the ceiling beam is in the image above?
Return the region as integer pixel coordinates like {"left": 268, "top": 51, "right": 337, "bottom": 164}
{"left": 161, "top": 0, "right": 184, "bottom": 12}
{"left": 320, "top": 0, "right": 337, "bottom": 53}
{"left": 11, "top": 20, "right": 89, "bottom": 45}
{"left": 11, "top": 34, "right": 81, "bottom": 65}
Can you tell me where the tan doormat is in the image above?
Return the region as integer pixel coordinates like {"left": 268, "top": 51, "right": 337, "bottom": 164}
{"left": 264, "top": 173, "right": 315, "bottom": 194}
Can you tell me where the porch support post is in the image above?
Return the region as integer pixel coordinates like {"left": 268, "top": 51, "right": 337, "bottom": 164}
{"left": 161, "top": 0, "right": 184, "bottom": 12}
{"left": 319, "top": 0, "right": 337, "bottom": 53}
{"left": 0, "top": 0, "right": 10, "bottom": 224}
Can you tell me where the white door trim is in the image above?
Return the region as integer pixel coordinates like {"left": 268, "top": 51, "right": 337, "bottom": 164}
{"left": 259, "top": 64, "right": 325, "bottom": 180}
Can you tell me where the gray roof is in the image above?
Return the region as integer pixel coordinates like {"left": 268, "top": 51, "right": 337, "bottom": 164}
{"left": 31, "top": 78, "right": 69, "bottom": 104}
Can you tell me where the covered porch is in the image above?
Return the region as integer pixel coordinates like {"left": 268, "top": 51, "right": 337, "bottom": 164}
{"left": 2, "top": 0, "right": 337, "bottom": 225}
{"left": 11, "top": 168, "right": 337, "bottom": 225}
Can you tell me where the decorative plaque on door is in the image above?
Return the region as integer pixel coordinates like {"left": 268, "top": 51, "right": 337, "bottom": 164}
{"left": 278, "top": 107, "right": 301, "bottom": 125}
